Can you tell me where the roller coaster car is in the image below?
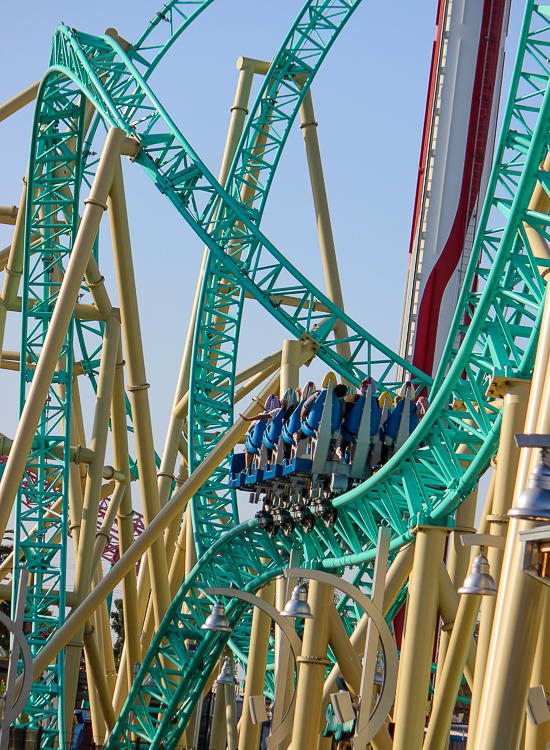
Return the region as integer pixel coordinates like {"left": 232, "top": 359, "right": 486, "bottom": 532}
{"left": 229, "top": 381, "right": 425, "bottom": 537}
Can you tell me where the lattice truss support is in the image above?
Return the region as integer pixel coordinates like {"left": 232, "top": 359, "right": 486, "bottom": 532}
{"left": 3, "top": 1, "right": 550, "bottom": 749}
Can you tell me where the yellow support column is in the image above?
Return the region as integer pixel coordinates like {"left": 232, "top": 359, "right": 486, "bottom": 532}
{"left": 473, "top": 373, "right": 550, "bottom": 747}
{"left": 280, "top": 339, "right": 302, "bottom": 395}
{"left": 466, "top": 379, "right": 530, "bottom": 748}
{"left": 299, "top": 89, "right": 352, "bottom": 371}
{"left": 108, "top": 158, "right": 171, "bottom": 630}
{"left": 290, "top": 580, "right": 333, "bottom": 750}
{"left": 392, "top": 526, "right": 448, "bottom": 750}
{"left": 525, "top": 590, "right": 550, "bottom": 750}
{"left": 424, "top": 590, "right": 481, "bottom": 750}
{"left": 238, "top": 580, "right": 276, "bottom": 750}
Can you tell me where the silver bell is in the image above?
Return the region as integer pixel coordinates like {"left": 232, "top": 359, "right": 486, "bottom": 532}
{"left": 509, "top": 451, "right": 550, "bottom": 521}
{"left": 202, "top": 600, "right": 232, "bottom": 632}
{"left": 458, "top": 547, "right": 497, "bottom": 596}
{"left": 281, "top": 584, "right": 313, "bottom": 619}
{"left": 215, "top": 656, "right": 236, "bottom": 685}
{"left": 373, "top": 652, "right": 384, "bottom": 686}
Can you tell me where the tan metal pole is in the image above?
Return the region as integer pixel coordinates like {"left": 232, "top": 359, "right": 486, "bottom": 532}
{"left": 0, "top": 127, "right": 130, "bottom": 543}
{"left": 238, "top": 580, "right": 276, "bottom": 750}
{"left": 0, "top": 80, "right": 40, "bottom": 122}
{"left": 90, "top": 481, "right": 126, "bottom": 577}
{"left": 0, "top": 176, "right": 27, "bottom": 355}
{"left": 280, "top": 339, "right": 302, "bottom": 395}
{"left": 525, "top": 590, "right": 550, "bottom": 750}
{"left": 323, "top": 604, "right": 393, "bottom": 750}
{"left": 110, "top": 339, "right": 141, "bottom": 706}
{"left": 446, "top": 489, "right": 478, "bottom": 590}
{"left": 392, "top": 527, "right": 448, "bottom": 750}
{"left": 424, "top": 590, "right": 481, "bottom": 750}
{"left": 210, "top": 681, "right": 227, "bottom": 750}
{"left": 473, "top": 377, "right": 550, "bottom": 746}
{"left": 290, "top": 580, "right": 333, "bottom": 750}
{"left": 472, "top": 289, "right": 550, "bottom": 750}
{"left": 437, "top": 563, "right": 476, "bottom": 689}
{"left": 272, "top": 574, "right": 296, "bottom": 750}
{"left": 64, "top": 315, "right": 121, "bottom": 736}
{"left": 108, "top": 157, "right": 171, "bottom": 629}
{"left": 436, "top": 487, "right": 477, "bottom": 679}
{"left": 83, "top": 621, "right": 116, "bottom": 730}
{"left": 321, "top": 543, "right": 415, "bottom": 707}
{"left": 299, "top": 89, "right": 352, "bottom": 372}
{"left": 466, "top": 383, "right": 529, "bottom": 748}
{"left": 225, "top": 655, "right": 239, "bottom": 750}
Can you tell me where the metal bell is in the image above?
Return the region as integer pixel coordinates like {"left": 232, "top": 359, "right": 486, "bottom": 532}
{"left": 373, "top": 652, "right": 384, "bottom": 686}
{"left": 215, "top": 656, "right": 236, "bottom": 685}
{"left": 281, "top": 583, "right": 314, "bottom": 619}
{"left": 509, "top": 450, "right": 550, "bottom": 521}
{"left": 201, "top": 600, "right": 232, "bottom": 632}
{"left": 458, "top": 547, "right": 497, "bottom": 596}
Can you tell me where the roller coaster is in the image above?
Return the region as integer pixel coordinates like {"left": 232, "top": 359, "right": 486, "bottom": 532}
{"left": 2, "top": 1, "right": 550, "bottom": 749}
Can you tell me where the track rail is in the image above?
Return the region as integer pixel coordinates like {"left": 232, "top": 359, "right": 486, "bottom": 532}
{"left": 105, "top": 1, "right": 550, "bottom": 745}
{"left": 7, "top": 0, "right": 550, "bottom": 745}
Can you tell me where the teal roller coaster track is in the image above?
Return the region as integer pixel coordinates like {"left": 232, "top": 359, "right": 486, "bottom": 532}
{"left": 5, "top": 0, "right": 550, "bottom": 747}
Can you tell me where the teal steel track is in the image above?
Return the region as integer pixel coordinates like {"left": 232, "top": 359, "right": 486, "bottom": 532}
{"left": 9, "top": 0, "right": 550, "bottom": 745}
{"left": 13, "top": 71, "right": 86, "bottom": 745}
{"left": 104, "top": 1, "right": 550, "bottom": 746}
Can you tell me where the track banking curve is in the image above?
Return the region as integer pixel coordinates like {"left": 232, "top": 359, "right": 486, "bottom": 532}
{"left": 103, "top": 1, "right": 550, "bottom": 747}
{"left": 9, "top": 0, "right": 550, "bottom": 746}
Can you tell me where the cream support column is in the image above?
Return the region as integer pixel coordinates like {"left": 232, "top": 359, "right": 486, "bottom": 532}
{"left": 437, "top": 488, "right": 477, "bottom": 678}
{"left": 290, "top": 580, "right": 333, "bottom": 750}
{"left": 210, "top": 674, "right": 227, "bottom": 750}
{"left": 239, "top": 580, "right": 276, "bottom": 750}
{"left": 392, "top": 527, "right": 448, "bottom": 750}
{"left": 322, "top": 543, "right": 415, "bottom": 703}
{"left": 281, "top": 339, "right": 302, "bottom": 395}
{"left": 473, "top": 290, "right": 550, "bottom": 750}
{"left": 0, "top": 80, "right": 39, "bottom": 122}
{"left": 299, "top": 89, "right": 352, "bottom": 372}
{"left": 111, "top": 340, "right": 141, "bottom": 706}
{"left": 0, "top": 175, "right": 26, "bottom": 353}
{"left": 525, "top": 590, "right": 550, "bottom": 750}
{"left": 323, "top": 604, "right": 392, "bottom": 750}
{"left": 424, "top": 589, "right": 482, "bottom": 750}
{"left": 226, "top": 655, "right": 239, "bottom": 750}
{"left": 437, "top": 564, "right": 476, "bottom": 689}
{"left": 447, "top": 490, "right": 478, "bottom": 590}
{"left": 473, "top": 334, "right": 550, "bottom": 747}
{"left": 466, "top": 381, "right": 530, "bottom": 748}
{"left": 64, "top": 315, "right": 121, "bottom": 736}
{"left": 108, "top": 157, "right": 171, "bottom": 629}
{"left": 0, "top": 128, "right": 133, "bottom": 543}
{"left": 471, "top": 159, "right": 550, "bottom": 747}
{"left": 272, "top": 576, "right": 296, "bottom": 750}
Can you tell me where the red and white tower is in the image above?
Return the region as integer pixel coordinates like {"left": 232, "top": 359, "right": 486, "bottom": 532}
{"left": 399, "top": 0, "right": 511, "bottom": 378}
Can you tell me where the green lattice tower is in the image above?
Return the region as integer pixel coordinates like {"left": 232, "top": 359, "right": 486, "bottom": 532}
{"left": 13, "top": 73, "right": 86, "bottom": 745}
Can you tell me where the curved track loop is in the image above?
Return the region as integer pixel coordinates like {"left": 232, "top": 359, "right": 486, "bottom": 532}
{"left": 11, "top": 0, "right": 550, "bottom": 745}
{"left": 104, "top": 1, "right": 550, "bottom": 747}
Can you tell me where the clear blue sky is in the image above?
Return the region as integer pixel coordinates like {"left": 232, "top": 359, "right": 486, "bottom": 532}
{"left": 0, "top": 1, "right": 524, "bottom": 530}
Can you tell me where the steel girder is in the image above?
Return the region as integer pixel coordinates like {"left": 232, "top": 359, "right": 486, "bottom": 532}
{"left": 105, "top": 1, "right": 550, "bottom": 745}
